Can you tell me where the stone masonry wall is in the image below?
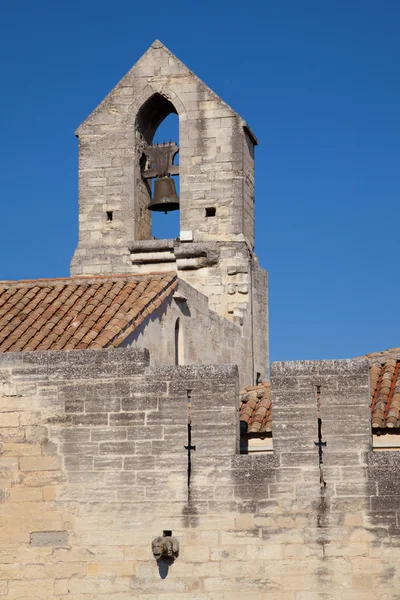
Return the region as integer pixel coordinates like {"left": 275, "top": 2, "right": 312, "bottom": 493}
{"left": 268, "top": 358, "right": 400, "bottom": 599}
{"left": 120, "top": 280, "right": 253, "bottom": 389}
{"left": 176, "top": 246, "right": 268, "bottom": 383}
{"left": 127, "top": 242, "right": 269, "bottom": 383}
{"left": 0, "top": 350, "right": 398, "bottom": 599}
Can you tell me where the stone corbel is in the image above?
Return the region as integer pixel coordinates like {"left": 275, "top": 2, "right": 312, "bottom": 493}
{"left": 174, "top": 242, "right": 220, "bottom": 270}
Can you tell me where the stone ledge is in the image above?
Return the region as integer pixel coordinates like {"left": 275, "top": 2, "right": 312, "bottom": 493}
{"left": 128, "top": 239, "right": 176, "bottom": 252}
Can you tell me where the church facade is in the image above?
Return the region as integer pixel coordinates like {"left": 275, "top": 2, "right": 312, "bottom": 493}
{"left": 0, "top": 42, "right": 399, "bottom": 599}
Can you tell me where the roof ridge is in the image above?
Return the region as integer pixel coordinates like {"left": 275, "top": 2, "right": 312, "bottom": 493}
{"left": 104, "top": 275, "right": 178, "bottom": 349}
{"left": 358, "top": 346, "right": 400, "bottom": 361}
{"left": 0, "top": 272, "right": 178, "bottom": 288}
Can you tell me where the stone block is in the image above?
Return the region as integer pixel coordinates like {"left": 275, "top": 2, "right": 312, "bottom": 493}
{"left": 30, "top": 531, "right": 68, "bottom": 547}
{"left": 0, "top": 427, "right": 24, "bottom": 442}
{"left": 0, "top": 457, "right": 18, "bottom": 470}
{"left": 19, "top": 412, "right": 41, "bottom": 426}
{"left": 56, "top": 428, "right": 90, "bottom": 443}
{"left": 135, "top": 441, "right": 152, "bottom": 455}
{"left": 1, "top": 442, "right": 41, "bottom": 456}
{"left": 3, "top": 382, "right": 17, "bottom": 397}
{"left": 99, "top": 442, "right": 136, "bottom": 454}
{"left": 60, "top": 442, "right": 99, "bottom": 457}
{"left": 9, "top": 487, "right": 43, "bottom": 502}
{"left": 19, "top": 456, "right": 60, "bottom": 471}
{"left": 109, "top": 413, "right": 146, "bottom": 426}
{"left": 127, "top": 426, "right": 164, "bottom": 440}
{"left": 8, "top": 580, "right": 54, "bottom": 599}
{"left": 121, "top": 396, "right": 158, "bottom": 411}
{"left": 85, "top": 398, "right": 121, "bottom": 413}
{"left": 116, "top": 486, "right": 145, "bottom": 501}
{"left": 64, "top": 455, "right": 94, "bottom": 471}
{"left": 91, "top": 428, "right": 127, "bottom": 441}
{"left": 71, "top": 414, "right": 108, "bottom": 426}
{"left": 54, "top": 579, "right": 68, "bottom": 595}
{"left": 183, "top": 545, "right": 210, "bottom": 562}
{"left": 94, "top": 456, "right": 123, "bottom": 470}
{"left": 0, "top": 397, "right": 34, "bottom": 412}
{"left": 123, "top": 456, "right": 156, "bottom": 470}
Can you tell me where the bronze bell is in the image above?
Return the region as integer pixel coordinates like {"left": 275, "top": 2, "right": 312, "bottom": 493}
{"left": 148, "top": 177, "right": 180, "bottom": 213}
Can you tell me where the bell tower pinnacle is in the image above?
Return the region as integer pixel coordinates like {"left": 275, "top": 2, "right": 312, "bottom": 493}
{"left": 71, "top": 40, "right": 268, "bottom": 381}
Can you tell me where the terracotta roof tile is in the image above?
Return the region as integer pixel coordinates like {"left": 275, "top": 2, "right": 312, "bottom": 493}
{"left": 239, "top": 383, "right": 272, "bottom": 434}
{"left": 0, "top": 272, "right": 177, "bottom": 352}
{"left": 240, "top": 349, "right": 400, "bottom": 435}
{"left": 370, "top": 356, "right": 400, "bottom": 429}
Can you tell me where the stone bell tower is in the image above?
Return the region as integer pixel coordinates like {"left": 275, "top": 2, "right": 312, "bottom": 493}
{"left": 71, "top": 40, "right": 268, "bottom": 381}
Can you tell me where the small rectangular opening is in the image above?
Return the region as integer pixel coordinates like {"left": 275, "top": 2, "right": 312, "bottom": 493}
{"left": 163, "top": 530, "right": 172, "bottom": 537}
{"left": 373, "top": 429, "right": 400, "bottom": 450}
{"left": 240, "top": 432, "right": 273, "bottom": 454}
{"left": 205, "top": 207, "right": 216, "bottom": 217}
{"left": 106, "top": 211, "right": 113, "bottom": 222}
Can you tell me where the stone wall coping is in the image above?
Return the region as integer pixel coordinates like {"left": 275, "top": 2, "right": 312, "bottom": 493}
{"left": 271, "top": 358, "right": 369, "bottom": 376}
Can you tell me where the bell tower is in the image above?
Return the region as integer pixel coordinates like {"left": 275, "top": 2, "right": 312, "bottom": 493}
{"left": 71, "top": 40, "right": 268, "bottom": 381}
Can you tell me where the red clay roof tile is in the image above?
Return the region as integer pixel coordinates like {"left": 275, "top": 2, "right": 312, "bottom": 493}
{"left": 239, "top": 383, "right": 272, "bottom": 434}
{"left": 370, "top": 356, "right": 400, "bottom": 429}
{"left": 0, "top": 272, "right": 177, "bottom": 352}
{"left": 240, "top": 350, "right": 400, "bottom": 434}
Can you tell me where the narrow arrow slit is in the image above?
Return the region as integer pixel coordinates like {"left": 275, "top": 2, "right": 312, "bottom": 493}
{"left": 184, "top": 389, "right": 196, "bottom": 501}
{"left": 314, "top": 385, "right": 327, "bottom": 487}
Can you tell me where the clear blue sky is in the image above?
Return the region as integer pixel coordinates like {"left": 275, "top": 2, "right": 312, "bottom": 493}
{"left": 0, "top": 0, "right": 399, "bottom": 362}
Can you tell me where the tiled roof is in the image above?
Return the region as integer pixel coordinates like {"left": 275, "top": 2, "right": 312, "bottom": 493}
{"left": 0, "top": 272, "right": 177, "bottom": 352}
{"left": 240, "top": 349, "right": 400, "bottom": 434}
{"left": 367, "top": 349, "right": 400, "bottom": 429}
{"left": 239, "top": 383, "right": 271, "bottom": 433}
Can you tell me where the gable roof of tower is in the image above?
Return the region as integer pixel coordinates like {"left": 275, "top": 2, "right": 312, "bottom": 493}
{"left": 240, "top": 348, "right": 400, "bottom": 433}
{"left": 76, "top": 39, "right": 257, "bottom": 143}
{"left": 0, "top": 272, "right": 177, "bottom": 352}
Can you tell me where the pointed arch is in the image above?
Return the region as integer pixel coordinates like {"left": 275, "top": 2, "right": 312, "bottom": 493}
{"left": 130, "top": 85, "right": 186, "bottom": 241}
{"left": 129, "top": 84, "right": 186, "bottom": 133}
{"left": 136, "top": 93, "right": 177, "bottom": 144}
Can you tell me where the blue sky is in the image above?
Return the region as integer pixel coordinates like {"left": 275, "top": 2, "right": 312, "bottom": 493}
{"left": 0, "top": 0, "right": 399, "bottom": 362}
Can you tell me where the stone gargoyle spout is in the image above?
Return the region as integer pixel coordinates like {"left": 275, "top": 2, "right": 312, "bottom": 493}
{"left": 151, "top": 535, "right": 179, "bottom": 560}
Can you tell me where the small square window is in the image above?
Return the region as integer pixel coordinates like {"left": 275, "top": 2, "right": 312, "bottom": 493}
{"left": 205, "top": 207, "right": 216, "bottom": 217}
{"left": 163, "top": 530, "right": 172, "bottom": 537}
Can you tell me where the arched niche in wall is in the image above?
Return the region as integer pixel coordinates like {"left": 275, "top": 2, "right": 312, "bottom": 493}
{"left": 174, "top": 317, "right": 184, "bottom": 366}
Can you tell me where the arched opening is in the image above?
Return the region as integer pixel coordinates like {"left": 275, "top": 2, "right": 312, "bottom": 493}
{"left": 174, "top": 318, "right": 180, "bottom": 366}
{"left": 136, "top": 93, "right": 180, "bottom": 241}
{"left": 137, "top": 93, "right": 176, "bottom": 144}
{"left": 151, "top": 113, "right": 180, "bottom": 240}
{"left": 174, "top": 317, "right": 184, "bottom": 366}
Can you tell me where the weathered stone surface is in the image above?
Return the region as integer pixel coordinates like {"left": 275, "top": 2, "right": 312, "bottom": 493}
{"left": 30, "top": 531, "right": 68, "bottom": 547}
{"left": 0, "top": 350, "right": 397, "bottom": 597}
